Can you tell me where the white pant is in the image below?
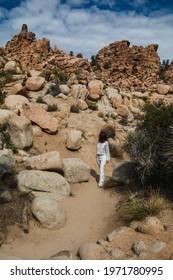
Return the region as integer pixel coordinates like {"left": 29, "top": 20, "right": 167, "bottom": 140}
{"left": 96, "top": 154, "right": 107, "bottom": 186}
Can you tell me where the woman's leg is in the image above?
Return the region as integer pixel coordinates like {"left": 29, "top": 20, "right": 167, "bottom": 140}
{"left": 98, "top": 155, "right": 107, "bottom": 186}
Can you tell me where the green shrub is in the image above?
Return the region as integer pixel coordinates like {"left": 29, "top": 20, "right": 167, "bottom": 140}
{"left": 53, "top": 70, "right": 70, "bottom": 84}
{"left": 0, "top": 89, "right": 6, "bottom": 104}
{"left": 123, "top": 101, "right": 173, "bottom": 186}
{"left": 98, "top": 111, "right": 104, "bottom": 118}
{"left": 70, "top": 104, "right": 80, "bottom": 113}
{"left": 0, "top": 70, "right": 13, "bottom": 88}
{"left": 118, "top": 189, "right": 168, "bottom": 220}
{"left": 0, "top": 130, "right": 18, "bottom": 152}
{"left": 103, "top": 61, "right": 110, "bottom": 69}
{"left": 47, "top": 104, "right": 58, "bottom": 112}
{"left": 109, "top": 143, "right": 124, "bottom": 159}
{"left": 39, "top": 70, "right": 52, "bottom": 81}
{"left": 36, "top": 96, "right": 46, "bottom": 104}
{"left": 103, "top": 176, "right": 118, "bottom": 189}
{"left": 86, "top": 100, "right": 98, "bottom": 111}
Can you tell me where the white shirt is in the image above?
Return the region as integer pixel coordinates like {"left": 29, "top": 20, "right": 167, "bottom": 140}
{"left": 97, "top": 141, "right": 110, "bottom": 161}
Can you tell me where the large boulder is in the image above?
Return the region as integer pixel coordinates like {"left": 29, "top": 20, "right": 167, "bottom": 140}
{"left": 7, "top": 115, "right": 33, "bottom": 149}
{"left": 63, "top": 158, "right": 90, "bottom": 183}
{"left": 15, "top": 170, "right": 70, "bottom": 201}
{"left": 20, "top": 103, "right": 59, "bottom": 134}
{"left": 24, "top": 151, "right": 64, "bottom": 173}
{"left": 4, "top": 95, "right": 29, "bottom": 113}
{"left": 4, "top": 60, "right": 22, "bottom": 74}
{"left": 66, "top": 129, "right": 83, "bottom": 150}
{"left": 25, "top": 76, "right": 45, "bottom": 91}
{"left": 112, "top": 161, "right": 140, "bottom": 186}
{"left": 70, "top": 84, "right": 88, "bottom": 100}
{"left": 88, "top": 80, "right": 104, "bottom": 100}
{"left": 0, "top": 109, "right": 17, "bottom": 125}
{"left": 31, "top": 197, "right": 66, "bottom": 230}
{"left": 0, "top": 149, "right": 15, "bottom": 167}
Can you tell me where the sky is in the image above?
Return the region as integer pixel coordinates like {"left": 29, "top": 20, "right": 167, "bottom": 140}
{"left": 0, "top": 0, "right": 173, "bottom": 61}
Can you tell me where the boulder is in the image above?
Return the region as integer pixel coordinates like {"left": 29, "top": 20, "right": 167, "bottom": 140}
{"left": 88, "top": 80, "right": 104, "bottom": 100}
{"left": 78, "top": 243, "right": 104, "bottom": 260}
{"left": 4, "top": 95, "right": 29, "bottom": 113}
{"left": 66, "top": 129, "right": 83, "bottom": 150}
{"left": 15, "top": 170, "right": 70, "bottom": 201}
{"left": 20, "top": 103, "right": 59, "bottom": 134}
{"left": 0, "top": 109, "right": 17, "bottom": 125}
{"left": 25, "top": 76, "right": 45, "bottom": 91}
{"left": 24, "top": 151, "right": 64, "bottom": 173}
{"left": 0, "top": 149, "right": 16, "bottom": 167}
{"left": 63, "top": 158, "right": 90, "bottom": 183}
{"left": 31, "top": 197, "right": 66, "bottom": 230}
{"left": 7, "top": 115, "right": 33, "bottom": 149}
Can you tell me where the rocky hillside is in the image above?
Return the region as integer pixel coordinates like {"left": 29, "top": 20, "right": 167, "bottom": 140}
{"left": 1, "top": 24, "right": 173, "bottom": 90}
{"left": 1, "top": 24, "right": 173, "bottom": 260}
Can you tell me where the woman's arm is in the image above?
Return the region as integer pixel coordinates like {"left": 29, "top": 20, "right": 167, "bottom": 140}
{"left": 105, "top": 141, "right": 110, "bottom": 161}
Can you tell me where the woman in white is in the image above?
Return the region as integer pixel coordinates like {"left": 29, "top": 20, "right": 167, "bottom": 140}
{"left": 96, "top": 131, "right": 110, "bottom": 187}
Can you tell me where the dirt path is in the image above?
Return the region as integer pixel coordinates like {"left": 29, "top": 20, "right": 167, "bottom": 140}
{"left": 0, "top": 166, "right": 122, "bottom": 260}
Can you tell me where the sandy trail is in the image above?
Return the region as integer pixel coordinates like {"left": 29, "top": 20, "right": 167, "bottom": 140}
{"left": 0, "top": 168, "right": 121, "bottom": 260}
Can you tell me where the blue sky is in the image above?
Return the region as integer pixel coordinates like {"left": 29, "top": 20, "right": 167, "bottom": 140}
{"left": 0, "top": 0, "right": 173, "bottom": 61}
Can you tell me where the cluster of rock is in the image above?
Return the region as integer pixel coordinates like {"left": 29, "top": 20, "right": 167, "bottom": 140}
{"left": 0, "top": 148, "right": 90, "bottom": 230}
{"left": 1, "top": 24, "right": 173, "bottom": 93}
{"left": 72, "top": 216, "right": 173, "bottom": 260}
{"left": 94, "top": 40, "right": 161, "bottom": 90}
{"left": 3, "top": 24, "right": 90, "bottom": 75}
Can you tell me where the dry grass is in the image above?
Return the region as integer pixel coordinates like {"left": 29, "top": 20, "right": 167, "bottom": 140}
{"left": 118, "top": 188, "right": 169, "bottom": 220}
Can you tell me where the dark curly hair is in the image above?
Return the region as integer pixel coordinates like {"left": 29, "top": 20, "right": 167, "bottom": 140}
{"left": 98, "top": 131, "right": 108, "bottom": 143}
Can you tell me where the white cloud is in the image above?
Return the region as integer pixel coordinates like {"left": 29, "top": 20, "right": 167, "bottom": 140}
{"left": 0, "top": 0, "right": 173, "bottom": 61}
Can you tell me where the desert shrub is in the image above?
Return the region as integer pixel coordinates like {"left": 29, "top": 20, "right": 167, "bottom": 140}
{"left": 103, "top": 61, "right": 110, "bottom": 69}
{"left": 36, "top": 96, "right": 46, "bottom": 104}
{"left": 70, "top": 104, "right": 80, "bottom": 113}
{"left": 39, "top": 70, "right": 52, "bottom": 81}
{"left": 0, "top": 70, "right": 13, "bottom": 88}
{"left": 47, "top": 104, "right": 58, "bottom": 112}
{"left": 102, "top": 125, "right": 116, "bottom": 139}
{"left": 0, "top": 89, "right": 6, "bottom": 104}
{"left": 86, "top": 100, "right": 98, "bottom": 111}
{"left": 123, "top": 101, "right": 173, "bottom": 186}
{"left": 118, "top": 189, "right": 168, "bottom": 220}
{"left": 0, "top": 126, "right": 18, "bottom": 152}
{"left": 103, "top": 176, "right": 118, "bottom": 189}
{"left": 90, "top": 55, "right": 96, "bottom": 66}
{"left": 109, "top": 143, "right": 124, "bottom": 159}
{"left": 159, "top": 59, "right": 170, "bottom": 82}
{"left": 98, "top": 111, "right": 104, "bottom": 118}
{"left": 53, "top": 70, "right": 70, "bottom": 84}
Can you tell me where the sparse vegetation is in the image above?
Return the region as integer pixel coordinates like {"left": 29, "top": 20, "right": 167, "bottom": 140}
{"left": 0, "top": 125, "right": 18, "bottom": 152}
{"left": 0, "top": 70, "right": 13, "bottom": 88}
{"left": 159, "top": 59, "right": 170, "bottom": 82}
{"left": 53, "top": 70, "right": 70, "bottom": 84}
{"left": 47, "top": 104, "right": 58, "bottom": 112}
{"left": 70, "top": 104, "right": 80, "bottom": 113}
{"left": 0, "top": 89, "right": 6, "bottom": 104}
{"left": 98, "top": 111, "right": 104, "bottom": 118}
{"left": 86, "top": 100, "right": 98, "bottom": 111}
{"left": 118, "top": 189, "right": 168, "bottom": 221}
{"left": 36, "top": 96, "right": 46, "bottom": 104}
{"left": 109, "top": 143, "right": 124, "bottom": 159}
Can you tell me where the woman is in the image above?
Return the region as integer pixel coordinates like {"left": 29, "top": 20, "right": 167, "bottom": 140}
{"left": 96, "top": 131, "right": 110, "bottom": 187}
